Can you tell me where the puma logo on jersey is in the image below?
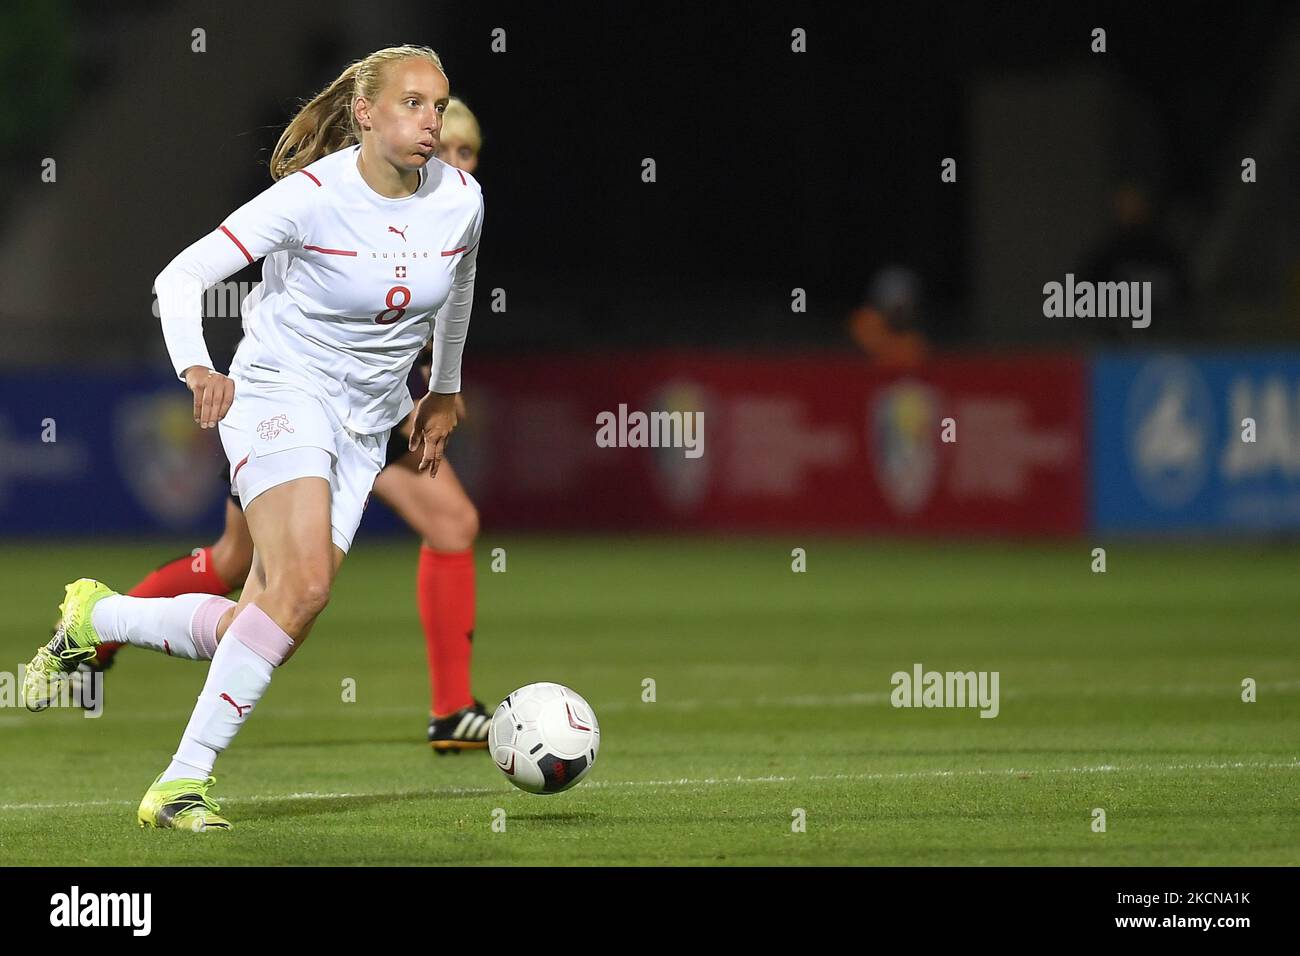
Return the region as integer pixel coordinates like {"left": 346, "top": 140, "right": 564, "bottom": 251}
{"left": 388, "top": 225, "right": 408, "bottom": 241}
{"left": 256, "top": 413, "right": 294, "bottom": 440}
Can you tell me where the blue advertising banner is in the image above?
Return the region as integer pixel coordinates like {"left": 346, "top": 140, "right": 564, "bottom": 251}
{"left": 1092, "top": 352, "right": 1300, "bottom": 532}
{"left": 0, "top": 370, "right": 409, "bottom": 538}
{"left": 0, "top": 370, "right": 231, "bottom": 535}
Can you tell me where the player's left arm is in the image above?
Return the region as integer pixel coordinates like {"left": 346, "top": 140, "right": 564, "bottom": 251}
{"left": 397, "top": 344, "right": 465, "bottom": 440}
{"left": 410, "top": 192, "right": 484, "bottom": 476}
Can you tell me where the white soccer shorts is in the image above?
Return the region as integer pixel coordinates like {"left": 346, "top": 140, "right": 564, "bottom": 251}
{"left": 217, "top": 378, "right": 388, "bottom": 553}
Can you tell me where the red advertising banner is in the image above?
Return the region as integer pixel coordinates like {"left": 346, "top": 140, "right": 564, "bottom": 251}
{"left": 449, "top": 352, "right": 1086, "bottom": 535}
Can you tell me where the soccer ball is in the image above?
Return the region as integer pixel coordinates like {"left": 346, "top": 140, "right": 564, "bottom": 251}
{"left": 489, "top": 683, "right": 600, "bottom": 794}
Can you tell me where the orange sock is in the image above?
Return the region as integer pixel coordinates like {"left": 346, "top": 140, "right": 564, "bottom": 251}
{"left": 418, "top": 546, "right": 476, "bottom": 716}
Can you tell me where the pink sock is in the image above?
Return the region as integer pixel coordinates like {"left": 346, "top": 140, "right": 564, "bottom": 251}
{"left": 161, "top": 604, "right": 295, "bottom": 783}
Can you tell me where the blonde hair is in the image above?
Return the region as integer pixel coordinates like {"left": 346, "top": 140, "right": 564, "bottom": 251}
{"left": 441, "top": 97, "right": 483, "bottom": 156}
{"left": 269, "top": 44, "right": 448, "bottom": 181}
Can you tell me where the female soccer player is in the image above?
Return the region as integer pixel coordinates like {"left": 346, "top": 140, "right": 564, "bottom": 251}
{"left": 86, "top": 98, "right": 491, "bottom": 753}
{"left": 24, "top": 45, "right": 484, "bottom": 831}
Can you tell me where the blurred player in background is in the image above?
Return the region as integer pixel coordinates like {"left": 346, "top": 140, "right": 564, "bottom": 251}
{"left": 24, "top": 45, "right": 484, "bottom": 830}
{"left": 75, "top": 98, "right": 490, "bottom": 755}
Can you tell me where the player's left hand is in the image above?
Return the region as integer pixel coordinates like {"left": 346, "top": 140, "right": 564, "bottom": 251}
{"left": 398, "top": 394, "right": 465, "bottom": 441}
{"left": 409, "top": 391, "right": 458, "bottom": 477}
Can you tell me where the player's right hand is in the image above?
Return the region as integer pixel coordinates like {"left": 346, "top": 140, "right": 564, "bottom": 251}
{"left": 183, "top": 365, "right": 235, "bottom": 429}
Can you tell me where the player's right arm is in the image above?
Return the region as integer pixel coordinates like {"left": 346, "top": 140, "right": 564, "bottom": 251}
{"left": 154, "top": 171, "right": 315, "bottom": 427}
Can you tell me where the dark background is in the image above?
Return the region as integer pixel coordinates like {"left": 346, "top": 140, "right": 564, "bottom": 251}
{"left": 2, "top": 0, "right": 1297, "bottom": 367}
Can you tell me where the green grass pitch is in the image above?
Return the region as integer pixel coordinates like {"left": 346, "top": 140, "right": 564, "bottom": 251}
{"left": 0, "top": 536, "right": 1296, "bottom": 865}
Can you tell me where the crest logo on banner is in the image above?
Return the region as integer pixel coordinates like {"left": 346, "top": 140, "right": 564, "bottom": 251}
{"left": 870, "top": 381, "right": 940, "bottom": 515}
{"left": 115, "top": 391, "right": 222, "bottom": 525}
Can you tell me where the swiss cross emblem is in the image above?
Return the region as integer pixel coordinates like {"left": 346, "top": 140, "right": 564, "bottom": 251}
{"left": 395, "top": 265, "right": 407, "bottom": 278}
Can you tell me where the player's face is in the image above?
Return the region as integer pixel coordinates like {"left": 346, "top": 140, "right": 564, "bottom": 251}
{"left": 436, "top": 131, "right": 479, "bottom": 173}
{"left": 364, "top": 59, "right": 450, "bottom": 169}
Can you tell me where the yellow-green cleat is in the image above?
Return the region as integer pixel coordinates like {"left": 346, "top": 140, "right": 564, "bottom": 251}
{"left": 137, "top": 774, "right": 231, "bottom": 832}
{"left": 23, "top": 578, "right": 116, "bottom": 712}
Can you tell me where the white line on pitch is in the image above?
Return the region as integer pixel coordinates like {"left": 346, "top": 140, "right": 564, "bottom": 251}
{"left": 1, "top": 758, "right": 1297, "bottom": 813}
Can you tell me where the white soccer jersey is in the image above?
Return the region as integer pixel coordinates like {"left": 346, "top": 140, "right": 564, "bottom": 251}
{"left": 155, "top": 143, "right": 484, "bottom": 434}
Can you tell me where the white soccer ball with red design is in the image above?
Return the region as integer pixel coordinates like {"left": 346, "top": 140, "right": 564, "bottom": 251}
{"left": 489, "top": 683, "right": 600, "bottom": 794}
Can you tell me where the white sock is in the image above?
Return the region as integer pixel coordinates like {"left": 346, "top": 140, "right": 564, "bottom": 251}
{"left": 91, "top": 593, "right": 221, "bottom": 660}
{"left": 159, "top": 607, "right": 289, "bottom": 783}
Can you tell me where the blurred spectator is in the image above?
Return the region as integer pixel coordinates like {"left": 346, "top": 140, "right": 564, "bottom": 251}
{"left": 846, "top": 265, "right": 929, "bottom": 368}
{"left": 1078, "top": 181, "right": 1191, "bottom": 342}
